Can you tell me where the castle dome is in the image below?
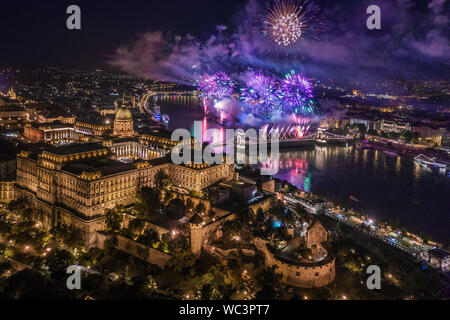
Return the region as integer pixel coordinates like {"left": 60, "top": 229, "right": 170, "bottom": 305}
{"left": 115, "top": 106, "right": 132, "bottom": 121}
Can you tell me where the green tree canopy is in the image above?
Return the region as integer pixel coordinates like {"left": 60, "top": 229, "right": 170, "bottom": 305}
{"left": 165, "top": 198, "right": 186, "bottom": 220}
{"left": 44, "top": 249, "right": 75, "bottom": 281}
{"left": 50, "top": 225, "right": 85, "bottom": 250}
{"left": 104, "top": 206, "right": 125, "bottom": 234}
{"left": 154, "top": 169, "right": 170, "bottom": 190}
{"left": 168, "top": 247, "right": 196, "bottom": 274}
{"left": 135, "top": 186, "right": 161, "bottom": 220}
{"left": 194, "top": 201, "right": 207, "bottom": 215}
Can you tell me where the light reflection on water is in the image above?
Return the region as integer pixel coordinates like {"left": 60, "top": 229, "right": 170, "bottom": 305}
{"left": 274, "top": 146, "right": 449, "bottom": 244}
{"left": 160, "top": 102, "right": 449, "bottom": 244}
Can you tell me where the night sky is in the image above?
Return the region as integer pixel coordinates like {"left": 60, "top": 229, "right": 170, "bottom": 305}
{"left": 0, "top": 0, "right": 244, "bottom": 68}
{"left": 1, "top": 0, "right": 449, "bottom": 82}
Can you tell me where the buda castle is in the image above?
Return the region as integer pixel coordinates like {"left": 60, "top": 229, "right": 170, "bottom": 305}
{"left": 13, "top": 105, "right": 234, "bottom": 242}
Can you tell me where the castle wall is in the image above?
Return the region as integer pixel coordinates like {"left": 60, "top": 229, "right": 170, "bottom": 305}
{"left": 307, "top": 222, "right": 328, "bottom": 248}
{"left": 90, "top": 233, "right": 171, "bottom": 268}
{"left": 122, "top": 214, "right": 170, "bottom": 239}
{"left": 254, "top": 238, "right": 335, "bottom": 288}
{"left": 249, "top": 195, "right": 274, "bottom": 213}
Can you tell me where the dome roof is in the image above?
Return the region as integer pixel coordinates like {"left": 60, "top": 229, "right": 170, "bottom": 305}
{"left": 115, "top": 106, "right": 132, "bottom": 121}
{"left": 189, "top": 213, "right": 203, "bottom": 224}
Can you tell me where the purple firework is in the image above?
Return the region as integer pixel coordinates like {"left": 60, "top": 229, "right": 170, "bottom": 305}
{"left": 196, "top": 71, "right": 235, "bottom": 100}
{"left": 240, "top": 71, "right": 283, "bottom": 120}
{"left": 280, "top": 70, "right": 314, "bottom": 114}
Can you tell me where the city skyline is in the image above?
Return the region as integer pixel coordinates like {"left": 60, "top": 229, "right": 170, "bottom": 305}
{"left": 0, "top": 0, "right": 449, "bottom": 83}
{"left": 0, "top": 0, "right": 448, "bottom": 305}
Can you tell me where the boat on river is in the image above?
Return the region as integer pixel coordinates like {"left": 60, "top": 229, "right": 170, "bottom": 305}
{"left": 414, "top": 154, "right": 447, "bottom": 171}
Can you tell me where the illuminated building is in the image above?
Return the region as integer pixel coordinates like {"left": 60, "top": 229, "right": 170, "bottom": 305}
{"left": 170, "top": 160, "right": 234, "bottom": 192}
{"left": 13, "top": 105, "right": 233, "bottom": 243}
{"left": 0, "top": 97, "right": 28, "bottom": 125}
{"left": 14, "top": 143, "right": 168, "bottom": 242}
{"left": 421, "top": 249, "right": 450, "bottom": 270}
{"left": 379, "top": 120, "right": 411, "bottom": 133}
{"left": 74, "top": 121, "right": 112, "bottom": 136}
{"left": 412, "top": 126, "right": 445, "bottom": 146}
{"left": 255, "top": 219, "right": 335, "bottom": 288}
{"left": 113, "top": 105, "right": 134, "bottom": 136}
{"left": 24, "top": 103, "right": 75, "bottom": 124}
{"left": 14, "top": 143, "right": 233, "bottom": 241}
{"left": 105, "top": 137, "right": 168, "bottom": 161}
{"left": 0, "top": 181, "right": 15, "bottom": 203}
{"left": 24, "top": 122, "right": 78, "bottom": 143}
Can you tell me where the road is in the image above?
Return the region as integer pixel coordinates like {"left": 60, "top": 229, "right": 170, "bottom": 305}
{"left": 283, "top": 192, "right": 443, "bottom": 270}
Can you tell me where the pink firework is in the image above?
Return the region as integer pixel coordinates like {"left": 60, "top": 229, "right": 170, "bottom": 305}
{"left": 280, "top": 70, "right": 314, "bottom": 114}
{"left": 196, "top": 71, "right": 235, "bottom": 100}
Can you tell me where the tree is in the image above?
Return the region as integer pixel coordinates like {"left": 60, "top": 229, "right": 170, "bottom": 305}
{"left": 144, "top": 275, "right": 158, "bottom": 294}
{"left": 165, "top": 198, "right": 186, "bottom": 220}
{"left": 255, "top": 285, "right": 277, "bottom": 299}
{"left": 7, "top": 198, "right": 31, "bottom": 221}
{"left": 255, "top": 266, "right": 281, "bottom": 299}
{"left": 159, "top": 234, "right": 169, "bottom": 253}
{"left": 200, "top": 283, "right": 213, "bottom": 300}
{"left": 420, "top": 232, "right": 430, "bottom": 245}
{"left": 168, "top": 247, "right": 196, "bottom": 274}
{"left": 185, "top": 198, "right": 194, "bottom": 212}
{"left": 357, "top": 123, "right": 367, "bottom": 139}
{"left": 83, "top": 273, "right": 106, "bottom": 294}
{"left": 154, "top": 169, "right": 170, "bottom": 190}
{"left": 195, "top": 202, "right": 206, "bottom": 215}
{"left": 104, "top": 206, "right": 124, "bottom": 234}
{"left": 135, "top": 186, "right": 161, "bottom": 220}
{"left": 279, "top": 210, "right": 296, "bottom": 227}
{"left": 168, "top": 234, "right": 188, "bottom": 253}
{"left": 0, "top": 269, "right": 76, "bottom": 299}
{"left": 271, "top": 200, "right": 285, "bottom": 218}
{"left": 127, "top": 218, "right": 145, "bottom": 238}
{"left": 137, "top": 229, "right": 159, "bottom": 248}
{"left": 217, "top": 284, "right": 235, "bottom": 300}
{"left": 50, "top": 225, "right": 85, "bottom": 250}
{"left": 238, "top": 207, "right": 251, "bottom": 226}
{"left": 256, "top": 208, "right": 265, "bottom": 224}
{"left": 208, "top": 209, "right": 216, "bottom": 219}
{"left": 388, "top": 217, "right": 401, "bottom": 230}
{"left": 44, "top": 249, "right": 75, "bottom": 280}
{"left": 222, "top": 220, "right": 241, "bottom": 242}
{"left": 401, "top": 130, "right": 413, "bottom": 143}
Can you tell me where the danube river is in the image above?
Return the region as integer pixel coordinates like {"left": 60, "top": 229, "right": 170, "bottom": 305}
{"left": 159, "top": 97, "right": 450, "bottom": 244}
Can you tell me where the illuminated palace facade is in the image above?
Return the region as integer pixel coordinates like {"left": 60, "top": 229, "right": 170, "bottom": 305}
{"left": 13, "top": 106, "right": 234, "bottom": 242}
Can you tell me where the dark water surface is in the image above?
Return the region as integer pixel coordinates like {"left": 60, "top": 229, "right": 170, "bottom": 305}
{"left": 160, "top": 100, "right": 450, "bottom": 244}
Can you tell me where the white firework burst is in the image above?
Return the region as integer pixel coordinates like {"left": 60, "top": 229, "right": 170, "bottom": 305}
{"left": 264, "top": 0, "right": 322, "bottom": 46}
